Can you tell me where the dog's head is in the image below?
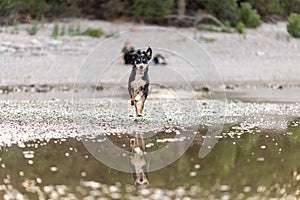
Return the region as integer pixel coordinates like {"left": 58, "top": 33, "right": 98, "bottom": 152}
{"left": 133, "top": 172, "right": 149, "bottom": 186}
{"left": 125, "top": 47, "right": 152, "bottom": 75}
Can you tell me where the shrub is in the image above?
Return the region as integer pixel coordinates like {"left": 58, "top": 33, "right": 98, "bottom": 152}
{"left": 203, "top": 0, "right": 240, "bottom": 26}
{"left": 60, "top": 25, "right": 65, "bottom": 36}
{"left": 52, "top": 23, "right": 59, "bottom": 39}
{"left": 236, "top": 21, "right": 245, "bottom": 33}
{"left": 287, "top": 13, "right": 300, "bottom": 38}
{"left": 27, "top": 22, "right": 39, "bottom": 35}
{"left": 82, "top": 28, "right": 104, "bottom": 38}
{"left": 12, "top": 19, "right": 19, "bottom": 34}
{"left": 0, "top": 0, "right": 17, "bottom": 15}
{"left": 131, "top": 0, "right": 173, "bottom": 23}
{"left": 240, "top": 3, "right": 262, "bottom": 28}
{"left": 247, "top": 0, "right": 283, "bottom": 17}
{"left": 76, "top": 24, "right": 81, "bottom": 35}
{"left": 280, "top": 0, "right": 300, "bottom": 16}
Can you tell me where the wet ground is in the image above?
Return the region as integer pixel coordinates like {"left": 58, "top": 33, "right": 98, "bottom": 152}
{"left": 0, "top": 92, "right": 299, "bottom": 199}
{"left": 0, "top": 118, "right": 299, "bottom": 199}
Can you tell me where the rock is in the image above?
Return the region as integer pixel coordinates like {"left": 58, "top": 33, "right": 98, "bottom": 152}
{"left": 256, "top": 51, "right": 265, "bottom": 56}
{"left": 1, "top": 41, "right": 12, "bottom": 47}
{"left": 7, "top": 47, "right": 16, "bottom": 53}
{"left": 31, "top": 50, "right": 47, "bottom": 56}
{"left": 225, "top": 85, "right": 235, "bottom": 90}
{"left": 30, "top": 39, "right": 43, "bottom": 49}
{"left": 36, "top": 85, "right": 51, "bottom": 93}
{"left": 277, "top": 85, "right": 283, "bottom": 90}
{"left": 14, "top": 44, "right": 26, "bottom": 50}
{"left": 61, "top": 45, "right": 76, "bottom": 51}
{"left": 47, "top": 40, "right": 63, "bottom": 47}
{"left": 30, "top": 39, "right": 41, "bottom": 46}
{"left": 0, "top": 46, "right": 7, "bottom": 53}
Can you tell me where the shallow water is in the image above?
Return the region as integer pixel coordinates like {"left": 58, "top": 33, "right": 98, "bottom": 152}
{"left": 0, "top": 119, "right": 299, "bottom": 199}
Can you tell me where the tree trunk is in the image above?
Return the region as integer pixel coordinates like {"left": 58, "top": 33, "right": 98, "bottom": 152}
{"left": 177, "top": 0, "right": 186, "bottom": 17}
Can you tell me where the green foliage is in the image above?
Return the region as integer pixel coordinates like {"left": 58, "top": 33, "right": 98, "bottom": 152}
{"left": 75, "top": 24, "right": 81, "bottom": 35}
{"left": 26, "top": 22, "right": 39, "bottom": 35}
{"left": 131, "top": 0, "right": 173, "bottom": 23}
{"left": 12, "top": 19, "right": 19, "bottom": 34}
{"left": 82, "top": 28, "right": 104, "bottom": 38}
{"left": 68, "top": 25, "right": 75, "bottom": 36}
{"left": 247, "top": 0, "right": 283, "bottom": 17}
{"left": 60, "top": 25, "right": 65, "bottom": 36}
{"left": 40, "top": 15, "right": 46, "bottom": 29}
{"left": 280, "top": 0, "right": 300, "bottom": 16}
{"left": 67, "top": 24, "right": 82, "bottom": 36}
{"left": 0, "top": 0, "right": 16, "bottom": 13}
{"left": 236, "top": 21, "right": 245, "bottom": 33}
{"left": 0, "top": 0, "right": 82, "bottom": 22}
{"left": 240, "top": 3, "right": 262, "bottom": 28}
{"left": 26, "top": 0, "right": 46, "bottom": 18}
{"left": 52, "top": 23, "right": 59, "bottom": 39}
{"left": 197, "top": 25, "right": 232, "bottom": 33}
{"left": 204, "top": 0, "right": 240, "bottom": 26}
{"left": 287, "top": 13, "right": 300, "bottom": 38}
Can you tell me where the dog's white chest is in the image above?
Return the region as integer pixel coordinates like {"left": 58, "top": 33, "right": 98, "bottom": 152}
{"left": 131, "top": 74, "right": 146, "bottom": 92}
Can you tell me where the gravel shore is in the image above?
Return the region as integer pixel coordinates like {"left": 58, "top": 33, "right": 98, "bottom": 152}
{"left": 0, "top": 99, "right": 298, "bottom": 146}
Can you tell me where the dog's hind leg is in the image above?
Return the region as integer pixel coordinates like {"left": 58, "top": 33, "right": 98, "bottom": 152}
{"left": 130, "top": 92, "right": 139, "bottom": 117}
{"left": 134, "top": 100, "right": 139, "bottom": 117}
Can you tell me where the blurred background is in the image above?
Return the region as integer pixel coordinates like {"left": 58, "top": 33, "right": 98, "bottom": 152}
{"left": 0, "top": 0, "right": 300, "bottom": 30}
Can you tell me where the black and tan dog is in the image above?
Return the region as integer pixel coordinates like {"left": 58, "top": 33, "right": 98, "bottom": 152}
{"left": 125, "top": 47, "right": 152, "bottom": 117}
{"left": 129, "top": 133, "right": 149, "bottom": 186}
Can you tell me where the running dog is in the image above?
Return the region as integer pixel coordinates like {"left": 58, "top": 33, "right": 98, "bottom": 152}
{"left": 125, "top": 47, "right": 152, "bottom": 117}
{"left": 129, "top": 133, "right": 149, "bottom": 186}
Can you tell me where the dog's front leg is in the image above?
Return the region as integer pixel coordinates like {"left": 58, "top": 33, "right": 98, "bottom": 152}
{"left": 131, "top": 93, "right": 139, "bottom": 117}
{"left": 139, "top": 84, "right": 148, "bottom": 116}
{"left": 139, "top": 95, "right": 145, "bottom": 115}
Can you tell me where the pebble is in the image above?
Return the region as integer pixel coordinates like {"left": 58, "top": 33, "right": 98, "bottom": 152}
{"left": 219, "top": 185, "right": 230, "bottom": 192}
{"left": 30, "top": 39, "right": 42, "bottom": 47}
{"left": 50, "top": 166, "right": 58, "bottom": 172}
{"left": 1, "top": 41, "right": 12, "bottom": 47}
{"left": 48, "top": 40, "right": 63, "bottom": 47}
{"left": 0, "top": 46, "right": 7, "bottom": 53}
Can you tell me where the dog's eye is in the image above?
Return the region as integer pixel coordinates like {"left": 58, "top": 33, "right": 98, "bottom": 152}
{"left": 142, "top": 59, "right": 147, "bottom": 64}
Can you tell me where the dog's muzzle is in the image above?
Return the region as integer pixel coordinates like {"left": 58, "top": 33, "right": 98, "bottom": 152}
{"left": 138, "top": 65, "right": 145, "bottom": 75}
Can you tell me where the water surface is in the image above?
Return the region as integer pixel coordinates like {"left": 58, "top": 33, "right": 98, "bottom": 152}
{"left": 0, "top": 119, "right": 299, "bottom": 199}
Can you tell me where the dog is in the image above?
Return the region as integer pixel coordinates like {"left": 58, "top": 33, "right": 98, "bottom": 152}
{"left": 125, "top": 47, "right": 152, "bottom": 117}
{"left": 129, "top": 133, "right": 149, "bottom": 186}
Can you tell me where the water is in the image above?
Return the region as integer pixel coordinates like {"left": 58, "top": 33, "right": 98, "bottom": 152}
{"left": 0, "top": 119, "right": 299, "bottom": 199}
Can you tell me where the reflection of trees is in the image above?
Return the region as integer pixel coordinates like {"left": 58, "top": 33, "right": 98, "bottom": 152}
{"left": 0, "top": 139, "right": 133, "bottom": 199}
{"left": 150, "top": 120, "right": 300, "bottom": 197}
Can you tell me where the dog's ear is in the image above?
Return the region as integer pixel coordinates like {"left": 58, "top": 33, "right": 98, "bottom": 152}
{"left": 145, "top": 47, "right": 152, "bottom": 60}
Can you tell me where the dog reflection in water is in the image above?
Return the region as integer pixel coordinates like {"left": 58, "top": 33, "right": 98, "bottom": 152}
{"left": 129, "top": 133, "right": 150, "bottom": 186}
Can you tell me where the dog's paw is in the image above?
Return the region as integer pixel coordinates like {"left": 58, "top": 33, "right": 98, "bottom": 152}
{"left": 134, "top": 94, "right": 141, "bottom": 102}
